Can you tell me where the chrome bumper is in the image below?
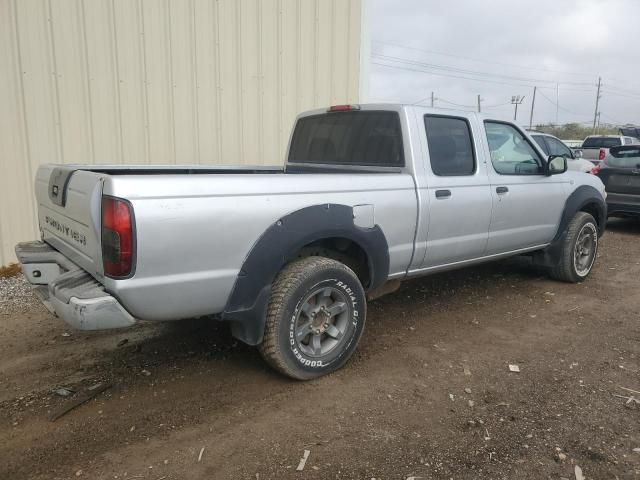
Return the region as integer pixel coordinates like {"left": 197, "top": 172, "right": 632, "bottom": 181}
{"left": 14, "top": 241, "right": 136, "bottom": 330}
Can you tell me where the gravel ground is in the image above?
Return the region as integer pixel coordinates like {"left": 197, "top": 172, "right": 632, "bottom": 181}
{"left": 1, "top": 219, "right": 639, "bottom": 480}
{"left": 0, "top": 275, "right": 40, "bottom": 315}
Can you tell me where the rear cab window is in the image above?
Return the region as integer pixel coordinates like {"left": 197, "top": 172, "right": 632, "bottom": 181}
{"left": 288, "top": 111, "right": 404, "bottom": 167}
{"left": 582, "top": 137, "right": 622, "bottom": 148}
{"left": 424, "top": 115, "right": 476, "bottom": 176}
{"left": 608, "top": 147, "right": 640, "bottom": 168}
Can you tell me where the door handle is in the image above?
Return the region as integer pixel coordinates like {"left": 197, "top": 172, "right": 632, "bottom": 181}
{"left": 496, "top": 186, "right": 509, "bottom": 194}
{"left": 435, "top": 189, "right": 451, "bottom": 199}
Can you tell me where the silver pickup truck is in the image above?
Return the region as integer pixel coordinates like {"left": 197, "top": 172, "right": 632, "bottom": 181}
{"left": 16, "top": 104, "right": 607, "bottom": 380}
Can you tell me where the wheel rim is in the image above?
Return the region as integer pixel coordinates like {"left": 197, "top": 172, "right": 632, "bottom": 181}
{"left": 574, "top": 223, "right": 597, "bottom": 277}
{"left": 294, "top": 286, "right": 350, "bottom": 358}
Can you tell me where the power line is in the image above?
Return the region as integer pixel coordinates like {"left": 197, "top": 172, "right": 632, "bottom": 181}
{"left": 603, "top": 83, "right": 640, "bottom": 97}
{"left": 599, "top": 112, "right": 627, "bottom": 125}
{"left": 372, "top": 59, "right": 541, "bottom": 89}
{"left": 536, "top": 89, "right": 592, "bottom": 118}
{"left": 601, "top": 89, "right": 640, "bottom": 101}
{"left": 483, "top": 102, "right": 512, "bottom": 109}
{"left": 373, "top": 40, "right": 597, "bottom": 82}
{"left": 372, "top": 53, "right": 595, "bottom": 88}
{"left": 436, "top": 97, "right": 476, "bottom": 109}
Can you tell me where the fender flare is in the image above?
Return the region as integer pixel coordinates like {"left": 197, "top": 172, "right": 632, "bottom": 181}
{"left": 536, "top": 185, "right": 607, "bottom": 267}
{"left": 221, "top": 204, "right": 390, "bottom": 345}
{"left": 553, "top": 185, "right": 607, "bottom": 240}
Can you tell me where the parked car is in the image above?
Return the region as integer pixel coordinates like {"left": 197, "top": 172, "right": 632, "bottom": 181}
{"left": 581, "top": 135, "right": 640, "bottom": 165}
{"left": 594, "top": 145, "right": 640, "bottom": 218}
{"left": 15, "top": 104, "right": 607, "bottom": 380}
{"left": 529, "top": 131, "right": 595, "bottom": 173}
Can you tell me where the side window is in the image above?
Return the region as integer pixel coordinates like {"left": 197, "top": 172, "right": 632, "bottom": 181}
{"left": 424, "top": 115, "right": 475, "bottom": 176}
{"left": 485, "top": 122, "right": 544, "bottom": 175}
{"left": 546, "top": 137, "right": 572, "bottom": 157}
{"left": 531, "top": 135, "right": 550, "bottom": 154}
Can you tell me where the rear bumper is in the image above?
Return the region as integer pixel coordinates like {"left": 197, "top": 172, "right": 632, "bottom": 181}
{"left": 606, "top": 192, "right": 640, "bottom": 217}
{"left": 14, "top": 241, "right": 136, "bottom": 330}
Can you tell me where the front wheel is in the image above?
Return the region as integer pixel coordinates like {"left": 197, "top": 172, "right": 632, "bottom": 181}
{"left": 549, "top": 212, "right": 599, "bottom": 283}
{"left": 259, "top": 256, "right": 367, "bottom": 380}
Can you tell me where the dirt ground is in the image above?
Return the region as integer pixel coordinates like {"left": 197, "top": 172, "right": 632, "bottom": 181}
{"left": 1, "top": 219, "right": 639, "bottom": 480}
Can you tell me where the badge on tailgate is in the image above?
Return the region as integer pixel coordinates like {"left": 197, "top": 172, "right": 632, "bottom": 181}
{"left": 48, "top": 167, "right": 76, "bottom": 207}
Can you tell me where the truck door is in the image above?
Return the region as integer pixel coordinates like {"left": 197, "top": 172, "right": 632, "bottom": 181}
{"left": 419, "top": 114, "right": 493, "bottom": 268}
{"left": 482, "top": 121, "right": 566, "bottom": 254}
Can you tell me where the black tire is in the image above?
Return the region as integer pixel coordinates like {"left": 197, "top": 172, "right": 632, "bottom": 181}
{"left": 258, "top": 256, "right": 366, "bottom": 380}
{"left": 549, "top": 212, "right": 599, "bottom": 283}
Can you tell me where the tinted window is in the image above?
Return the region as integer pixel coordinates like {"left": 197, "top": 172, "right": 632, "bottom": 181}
{"left": 531, "top": 135, "right": 550, "bottom": 154}
{"left": 582, "top": 137, "right": 622, "bottom": 148}
{"left": 608, "top": 147, "right": 640, "bottom": 168}
{"left": 288, "top": 111, "right": 404, "bottom": 167}
{"left": 424, "top": 115, "right": 475, "bottom": 176}
{"left": 485, "top": 122, "right": 544, "bottom": 175}
{"left": 545, "top": 137, "right": 572, "bottom": 157}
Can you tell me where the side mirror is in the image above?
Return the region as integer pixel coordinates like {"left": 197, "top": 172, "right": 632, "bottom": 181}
{"left": 573, "top": 149, "right": 583, "bottom": 158}
{"left": 547, "top": 155, "right": 568, "bottom": 175}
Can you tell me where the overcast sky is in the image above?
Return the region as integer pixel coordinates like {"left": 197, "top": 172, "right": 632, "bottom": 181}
{"left": 369, "top": 0, "right": 640, "bottom": 127}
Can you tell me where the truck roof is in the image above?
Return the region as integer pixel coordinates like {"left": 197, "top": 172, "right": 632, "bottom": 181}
{"left": 298, "top": 103, "right": 497, "bottom": 121}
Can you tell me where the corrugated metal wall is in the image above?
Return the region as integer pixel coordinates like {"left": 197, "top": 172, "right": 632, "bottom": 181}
{"left": 0, "top": 0, "right": 363, "bottom": 265}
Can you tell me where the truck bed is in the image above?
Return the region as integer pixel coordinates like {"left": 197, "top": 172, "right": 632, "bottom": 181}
{"left": 60, "top": 164, "right": 284, "bottom": 175}
{"left": 33, "top": 163, "right": 418, "bottom": 323}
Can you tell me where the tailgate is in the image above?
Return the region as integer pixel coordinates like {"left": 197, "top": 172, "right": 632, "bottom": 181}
{"left": 600, "top": 170, "right": 640, "bottom": 195}
{"left": 581, "top": 148, "right": 602, "bottom": 160}
{"left": 35, "top": 165, "right": 105, "bottom": 278}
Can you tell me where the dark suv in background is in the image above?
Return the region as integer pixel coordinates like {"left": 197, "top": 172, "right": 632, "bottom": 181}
{"left": 595, "top": 145, "right": 640, "bottom": 218}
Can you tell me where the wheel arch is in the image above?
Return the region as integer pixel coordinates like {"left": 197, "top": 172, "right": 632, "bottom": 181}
{"left": 534, "top": 185, "right": 606, "bottom": 268}
{"left": 554, "top": 185, "right": 607, "bottom": 240}
{"left": 221, "top": 204, "right": 390, "bottom": 345}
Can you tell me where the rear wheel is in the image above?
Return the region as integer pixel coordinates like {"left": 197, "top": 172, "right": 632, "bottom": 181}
{"left": 549, "top": 212, "right": 598, "bottom": 283}
{"left": 259, "top": 256, "right": 366, "bottom": 380}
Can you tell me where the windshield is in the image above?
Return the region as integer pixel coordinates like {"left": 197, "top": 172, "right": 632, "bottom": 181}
{"left": 531, "top": 135, "right": 549, "bottom": 154}
{"left": 582, "top": 137, "right": 621, "bottom": 148}
{"left": 608, "top": 147, "right": 640, "bottom": 168}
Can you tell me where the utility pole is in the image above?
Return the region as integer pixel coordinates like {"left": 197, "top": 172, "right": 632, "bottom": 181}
{"left": 593, "top": 76, "right": 602, "bottom": 133}
{"left": 477, "top": 94, "right": 482, "bottom": 113}
{"left": 556, "top": 82, "right": 560, "bottom": 125}
{"left": 511, "top": 95, "right": 525, "bottom": 122}
{"left": 529, "top": 87, "right": 537, "bottom": 129}
{"left": 430, "top": 91, "right": 435, "bottom": 108}
{"left": 596, "top": 112, "right": 601, "bottom": 134}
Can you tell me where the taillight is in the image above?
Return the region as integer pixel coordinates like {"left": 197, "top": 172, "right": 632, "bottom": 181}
{"left": 590, "top": 164, "right": 601, "bottom": 175}
{"left": 327, "top": 104, "right": 360, "bottom": 112}
{"left": 598, "top": 149, "right": 606, "bottom": 161}
{"left": 102, "top": 196, "right": 134, "bottom": 278}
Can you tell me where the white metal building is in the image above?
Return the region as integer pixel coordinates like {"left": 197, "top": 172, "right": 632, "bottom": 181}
{"left": 0, "top": 0, "right": 368, "bottom": 265}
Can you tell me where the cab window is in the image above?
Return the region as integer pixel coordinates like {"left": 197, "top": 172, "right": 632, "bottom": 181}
{"left": 424, "top": 115, "right": 476, "bottom": 176}
{"left": 485, "top": 122, "right": 544, "bottom": 175}
{"left": 545, "top": 137, "right": 572, "bottom": 158}
{"left": 531, "top": 135, "right": 550, "bottom": 154}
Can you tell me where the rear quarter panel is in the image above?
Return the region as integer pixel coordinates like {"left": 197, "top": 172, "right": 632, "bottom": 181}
{"left": 103, "top": 173, "right": 417, "bottom": 321}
